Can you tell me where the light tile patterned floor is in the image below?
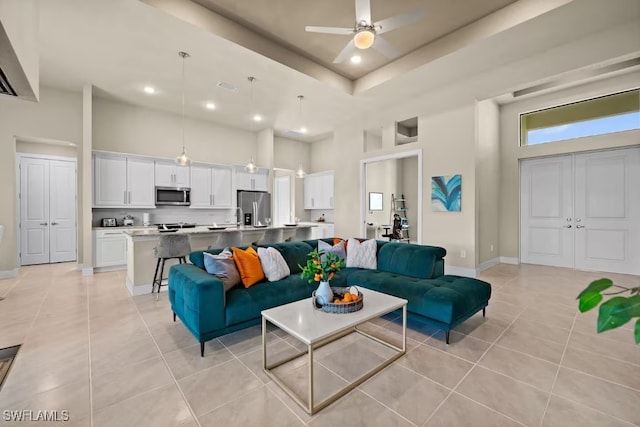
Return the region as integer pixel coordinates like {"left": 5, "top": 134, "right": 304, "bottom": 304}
{"left": 0, "top": 262, "right": 638, "bottom": 426}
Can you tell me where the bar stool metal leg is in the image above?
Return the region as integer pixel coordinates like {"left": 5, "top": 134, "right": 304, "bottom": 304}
{"left": 152, "top": 258, "right": 162, "bottom": 294}
{"left": 156, "top": 258, "right": 167, "bottom": 301}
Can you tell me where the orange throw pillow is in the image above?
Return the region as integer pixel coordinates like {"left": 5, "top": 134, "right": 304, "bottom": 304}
{"left": 232, "top": 247, "right": 265, "bottom": 288}
{"left": 333, "top": 238, "right": 348, "bottom": 249}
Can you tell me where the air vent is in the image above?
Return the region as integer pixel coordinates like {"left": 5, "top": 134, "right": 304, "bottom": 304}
{"left": 283, "top": 130, "right": 305, "bottom": 138}
{"left": 0, "top": 66, "right": 17, "bottom": 97}
{"left": 216, "top": 81, "right": 238, "bottom": 92}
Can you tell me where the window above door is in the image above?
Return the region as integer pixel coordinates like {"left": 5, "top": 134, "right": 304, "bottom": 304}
{"left": 520, "top": 89, "right": 640, "bottom": 146}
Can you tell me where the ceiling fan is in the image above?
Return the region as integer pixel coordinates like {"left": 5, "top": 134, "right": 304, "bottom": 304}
{"left": 305, "top": 0, "right": 427, "bottom": 63}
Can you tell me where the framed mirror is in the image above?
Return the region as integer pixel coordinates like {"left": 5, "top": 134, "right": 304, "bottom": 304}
{"left": 369, "top": 192, "right": 383, "bottom": 211}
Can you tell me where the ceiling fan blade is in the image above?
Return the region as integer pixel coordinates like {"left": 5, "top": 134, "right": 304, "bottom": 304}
{"left": 372, "top": 36, "right": 399, "bottom": 59}
{"left": 333, "top": 40, "right": 357, "bottom": 63}
{"left": 305, "top": 26, "right": 354, "bottom": 35}
{"left": 374, "top": 9, "right": 427, "bottom": 34}
{"left": 355, "top": 0, "right": 371, "bottom": 24}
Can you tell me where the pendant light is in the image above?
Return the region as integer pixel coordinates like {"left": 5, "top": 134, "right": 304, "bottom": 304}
{"left": 175, "top": 51, "right": 192, "bottom": 166}
{"left": 295, "top": 95, "right": 306, "bottom": 178}
{"left": 245, "top": 76, "right": 257, "bottom": 174}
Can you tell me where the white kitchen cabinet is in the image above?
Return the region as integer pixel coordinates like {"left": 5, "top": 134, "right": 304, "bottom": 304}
{"left": 94, "top": 230, "right": 127, "bottom": 269}
{"left": 304, "top": 171, "right": 334, "bottom": 209}
{"left": 155, "top": 161, "right": 190, "bottom": 188}
{"left": 93, "top": 154, "right": 155, "bottom": 208}
{"left": 94, "top": 156, "right": 127, "bottom": 207}
{"left": 236, "top": 168, "right": 269, "bottom": 191}
{"left": 305, "top": 223, "right": 334, "bottom": 239}
{"left": 127, "top": 159, "right": 155, "bottom": 207}
{"left": 190, "top": 165, "right": 233, "bottom": 208}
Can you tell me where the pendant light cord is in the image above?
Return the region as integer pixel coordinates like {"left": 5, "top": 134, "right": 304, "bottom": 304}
{"left": 181, "top": 53, "right": 186, "bottom": 153}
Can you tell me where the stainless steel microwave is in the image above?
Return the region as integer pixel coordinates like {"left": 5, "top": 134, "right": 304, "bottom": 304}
{"left": 155, "top": 187, "right": 191, "bottom": 206}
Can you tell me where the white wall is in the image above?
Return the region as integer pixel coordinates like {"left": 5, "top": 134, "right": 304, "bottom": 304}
{"left": 274, "top": 136, "right": 311, "bottom": 222}
{"left": 0, "top": 87, "right": 83, "bottom": 273}
{"left": 92, "top": 97, "right": 255, "bottom": 165}
{"left": 499, "top": 71, "right": 640, "bottom": 259}
{"left": 476, "top": 100, "right": 501, "bottom": 265}
{"left": 399, "top": 156, "right": 419, "bottom": 243}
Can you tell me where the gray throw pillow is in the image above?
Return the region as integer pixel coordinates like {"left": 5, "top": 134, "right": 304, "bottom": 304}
{"left": 318, "top": 240, "right": 346, "bottom": 263}
{"left": 203, "top": 247, "right": 240, "bottom": 291}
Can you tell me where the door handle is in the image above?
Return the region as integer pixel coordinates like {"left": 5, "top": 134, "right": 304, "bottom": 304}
{"left": 124, "top": 190, "right": 127, "bottom": 204}
{"left": 576, "top": 225, "right": 585, "bottom": 229}
{"left": 212, "top": 194, "right": 215, "bottom": 205}
{"left": 51, "top": 222, "right": 59, "bottom": 226}
{"left": 563, "top": 225, "right": 572, "bottom": 228}
{"left": 128, "top": 192, "right": 132, "bottom": 204}
{"left": 40, "top": 222, "right": 48, "bottom": 226}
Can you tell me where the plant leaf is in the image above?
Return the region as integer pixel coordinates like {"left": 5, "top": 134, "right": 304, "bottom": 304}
{"left": 578, "top": 291, "right": 603, "bottom": 313}
{"left": 635, "top": 319, "right": 640, "bottom": 344}
{"left": 577, "top": 278, "right": 613, "bottom": 299}
{"left": 597, "top": 297, "right": 632, "bottom": 333}
{"left": 611, "top": 294, "right": 640, "bottom": 318}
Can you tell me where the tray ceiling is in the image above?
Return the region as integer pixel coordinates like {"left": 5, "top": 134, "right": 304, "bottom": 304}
{"left": 192, "top": 0, "right": 519, "bottom": 80}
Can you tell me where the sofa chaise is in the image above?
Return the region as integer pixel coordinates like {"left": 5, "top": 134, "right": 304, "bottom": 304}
{"left": 168, "top": 238, "right": 491, "bottom": 356}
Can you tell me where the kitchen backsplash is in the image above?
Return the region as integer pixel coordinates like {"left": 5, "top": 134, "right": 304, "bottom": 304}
{"left": 92, "top": 206, "right": 237, "bottom": 227}
{"left": 309, "top": 209, "right": 335, "bottom": 223}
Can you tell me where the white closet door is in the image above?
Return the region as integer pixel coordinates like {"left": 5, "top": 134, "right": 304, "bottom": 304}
{"left": 20, "top": 158, "right": 50, "bottom": 265}
{"left": 520, "top": 156, "right": 574, "bottom": 268}
{"left": 49, "top": 160, "right": 77, "bottom": 263}
{"left": 574, "top": 148, "right": 640, "bottom": 274}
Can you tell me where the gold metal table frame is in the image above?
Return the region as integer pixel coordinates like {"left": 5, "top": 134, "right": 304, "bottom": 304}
{"left": 262, "top": 304, "right": 407, "bottom": 415}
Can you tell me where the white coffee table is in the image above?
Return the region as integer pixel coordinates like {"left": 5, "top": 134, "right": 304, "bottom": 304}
{"left": 261, "top": 288, "right": 407, "bottom": 415}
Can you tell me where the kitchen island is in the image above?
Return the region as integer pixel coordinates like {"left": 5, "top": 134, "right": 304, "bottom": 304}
{"left": 122, "top": 224, "right": 315, "bottom": 296}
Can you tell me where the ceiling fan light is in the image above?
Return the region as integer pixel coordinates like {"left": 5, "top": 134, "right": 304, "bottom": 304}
{"left": 295, "top": 165, "right": 306, "bottom": 179}
{"left": 353, "top": 30, "right": 375, "bottom": 49}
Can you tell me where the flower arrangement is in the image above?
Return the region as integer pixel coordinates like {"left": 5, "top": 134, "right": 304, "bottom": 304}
{"left": 300, "top": 249, "right": 345, "bottom": 283}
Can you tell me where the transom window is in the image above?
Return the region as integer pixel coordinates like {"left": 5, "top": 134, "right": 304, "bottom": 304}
{"left": 520, "top": 89, "right": 640, "bottom": 146}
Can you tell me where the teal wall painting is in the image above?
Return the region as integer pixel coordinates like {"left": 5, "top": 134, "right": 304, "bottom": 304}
{"left": 431, "top": 175, "right": 461, "bottom": 212}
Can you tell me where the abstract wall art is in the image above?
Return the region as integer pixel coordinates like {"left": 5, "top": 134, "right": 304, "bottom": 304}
{"left": 431, "top": 175, "right": 461, "bottom": 212}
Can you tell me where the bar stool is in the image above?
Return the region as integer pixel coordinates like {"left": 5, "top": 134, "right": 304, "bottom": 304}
{"left": 258, "top": 228, "right": 283, "bottom": 244}
{"left": 152, "top": 234, "right": 191, "bottom": 298}
{"left": 213, "top": 230, "right": 242, "bottom": 249}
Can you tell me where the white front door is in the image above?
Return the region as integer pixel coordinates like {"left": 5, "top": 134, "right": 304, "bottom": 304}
{"left": 20, "top": 158, "right": 50, "bottom": 265}
{"left": 520, "top": 155, "right": 574, "bottom": 268}
{"left": 49, "top": 160, "right": 77, "bottom": 263}
{"left": 520, "top": 147, "right": 640, "bottom": 274}
{"left": 574, "top": 148, "right": 640, "bottom": 274}
{"left": 274, "top": 175, "right": 291, "bottom": 225}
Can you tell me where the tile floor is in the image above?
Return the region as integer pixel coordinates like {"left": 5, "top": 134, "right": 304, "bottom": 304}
{"left": 0, "top": 262, "right": 638, "bottom": 426}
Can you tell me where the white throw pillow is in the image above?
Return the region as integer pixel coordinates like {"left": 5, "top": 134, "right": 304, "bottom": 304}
{"left": 257, "top": 247, "right": 291, "bottom": 282}
{"left": 346, "top": 238, "right": 377, "bottom": 269}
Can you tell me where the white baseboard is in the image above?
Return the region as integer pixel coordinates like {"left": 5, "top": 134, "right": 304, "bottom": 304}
{"left": 94, "top": 265, "right": 126, "bottom": 273}
{"left": 0, "top": 269, "right": 19, "bottom": 279}
{"left": 445, "top": 265, "right": 477, "bottom": 278}
{"left": 82, "top": 267, "right": 94, "bottom": 276}
{"left": 126, "top": 276, "right": 166, "bottom": 296}
{"left": 499, "top": 257, "right": 519, "bottom": 265}
{"left": 478, "top": 257, "right": 500, "bottom": 272}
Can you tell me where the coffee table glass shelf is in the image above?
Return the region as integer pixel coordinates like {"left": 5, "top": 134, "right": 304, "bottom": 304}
{"left": 261, "top": 288, "right": 407, "bottom": 415}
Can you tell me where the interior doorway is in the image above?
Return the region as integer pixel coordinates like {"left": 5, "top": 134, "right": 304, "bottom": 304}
{"left": 19, "top": 154, "right": 77, "bottom": 265}
{"left": 273, "top": 169, "right": 295, "bottom": 226}
{"left": 360, "top": 149, "right": 422, "bottom": 243}
{"left": 520, "top": 147, "right": 640, "bottom": 275}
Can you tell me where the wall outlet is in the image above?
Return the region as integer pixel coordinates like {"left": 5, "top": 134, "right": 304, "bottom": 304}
{"left": 490, "top": 244, "right": 494, "bottom": 252}
{"left": 460, "top": 249, "right": 467, "bottom": 259}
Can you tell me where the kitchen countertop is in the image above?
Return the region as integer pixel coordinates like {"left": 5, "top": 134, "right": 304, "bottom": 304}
{"left": 122, "top": 224, "right": 315, "bottom": 237}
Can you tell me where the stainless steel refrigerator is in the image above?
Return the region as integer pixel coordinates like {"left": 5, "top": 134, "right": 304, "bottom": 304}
{"left": 237, "top": 190, "right": 271, "bottom": 226}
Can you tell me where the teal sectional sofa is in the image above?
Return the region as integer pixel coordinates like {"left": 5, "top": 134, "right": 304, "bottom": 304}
{"left": 168, "top": 239, "right": 491, "bottom": 356}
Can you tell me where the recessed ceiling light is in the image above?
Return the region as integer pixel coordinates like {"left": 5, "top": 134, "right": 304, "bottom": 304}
{"left": 205, "top": 102, "right": 216, "bottom": 110}
{"left": 253, "top": 114, "right": 262, "bottom": 122}
{"left": 299, "top": 127, "right": 308, "bottom": 134}
{"left": 350, "top": 55, "right": 362, "bottom": 64}
{"left": 143, "top": 86, "right": 156, "bottom": 94}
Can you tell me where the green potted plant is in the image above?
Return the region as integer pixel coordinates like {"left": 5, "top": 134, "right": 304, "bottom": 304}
{"left": 577, "top": 278, "right": 640, "bottom": 344}
{"left": 300, "top": 248, "right": 345, "bottom": 305}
